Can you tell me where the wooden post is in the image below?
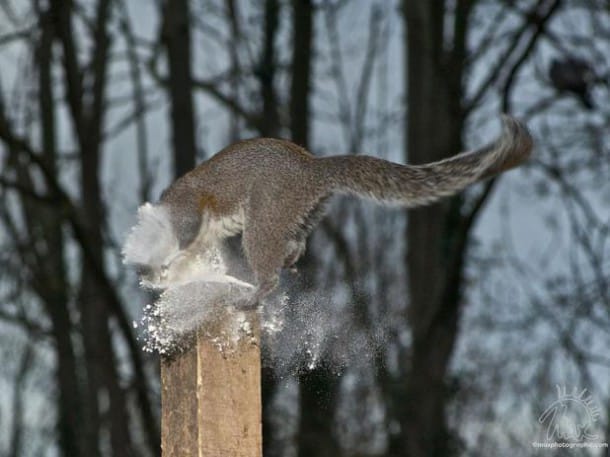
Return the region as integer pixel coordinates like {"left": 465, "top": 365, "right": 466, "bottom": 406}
{"left": 161, "top": 312, "right": 262, "bottom": 457}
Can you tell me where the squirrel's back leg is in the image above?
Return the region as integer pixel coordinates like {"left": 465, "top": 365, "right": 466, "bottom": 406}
{"left": 240, "top": 210, "right": 311, "bottom": 307}
{"left": 239, "top": 185, "right": 329, "bottom": 308}
{"left": 241, "top": 234, "right": 304, "bottom": 311}
{"left": 240, "top": 224, "right": 286, "bottom": 308}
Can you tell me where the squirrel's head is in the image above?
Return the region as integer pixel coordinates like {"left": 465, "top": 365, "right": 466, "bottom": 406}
{"left": 122, "top": 203, "right": 180, "bottom": 286}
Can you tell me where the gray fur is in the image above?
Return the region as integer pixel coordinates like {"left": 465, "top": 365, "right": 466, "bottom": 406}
{"left": 129, "top": 116, "right": 533, "bottom": 307}
{"left": 318, "top": 115, "right": 533, "bottom": 206}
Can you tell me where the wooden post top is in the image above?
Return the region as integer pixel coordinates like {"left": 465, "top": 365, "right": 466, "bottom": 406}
{"left": 161, "top": 311, "right": 262, "bottom": 457}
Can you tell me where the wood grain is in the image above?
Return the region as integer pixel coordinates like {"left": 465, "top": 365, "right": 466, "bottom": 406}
{"left": 161, "top": 312, "right": 262, "bottom": 457}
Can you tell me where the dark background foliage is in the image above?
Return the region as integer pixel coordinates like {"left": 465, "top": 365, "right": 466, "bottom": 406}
{"left": 0, "top": 0, "right": 608, "bottom": 456}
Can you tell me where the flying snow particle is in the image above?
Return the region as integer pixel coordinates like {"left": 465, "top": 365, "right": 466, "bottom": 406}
{"left": 124, "top": 202, "right": 389, "bottom": 372}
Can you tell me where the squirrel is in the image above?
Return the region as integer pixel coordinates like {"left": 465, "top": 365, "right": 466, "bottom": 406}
{"left": 123, "top": 115, "right": 533, "bottom": 308}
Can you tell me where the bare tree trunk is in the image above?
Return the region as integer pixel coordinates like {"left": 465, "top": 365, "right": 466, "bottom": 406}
{"left": 261, "top": 366, "right": 279, "bottom": 457}
{"left": 35, "top": 8, "right": 86, "bottom": 456}
{"left": 259, "top": 1, "right": 282, "bottom": 454}
{"left": 289, "top": 0, "right": 313, "bottom": 147}
{"left": 162, "top": 0, "right": 197, "bottom": 177}
{"left": 51, "top": 1, "right": 136, "bottom": 455}
{"left": 297, "top": 367, "right": 341, "bottom": 457}
{"left": 400, "top": 1, "right": 470, "bottom": 456}
{"left": 8, "top": 344, "right": 32, "bottom": 457}
{"left": 82, "top": 2, "right": 135, "bottom": 453}
{"left": 397, "top": 2, "right": 562, "bottom": 455}
{"left": 288, "top": 4, "right": 343, "bottom": 455}
{"left": 227, "top": 0, "right": 242, "bottom": 143}
{"left": 258, "top": 0, "right": 280, "bottom": 137}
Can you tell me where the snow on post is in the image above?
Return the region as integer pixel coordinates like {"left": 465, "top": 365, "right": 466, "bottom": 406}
{"left": 123, "top": 203, "right": 262, "bottom": 457}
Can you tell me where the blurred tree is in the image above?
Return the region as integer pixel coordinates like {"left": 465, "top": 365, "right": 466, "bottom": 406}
{"left": 0, "top": 1, "right": 158, "bottom": 455}
{"left": 397, "top": 1, "right": 561, "bottom": 456}
{"left": 32, "top": 5, "right": 84, "bottom": 455}
{"left": 258, "top": 0, "right": 280, "bottom": 137}
{"left": 286, "top": 2, "right": 345, "bottom": 457}
{"left": 399, "top": 2, "right": 471, "bottom": 454}
{"left": 161, "top": 0, "right": 197, "bottom": 177}
{"left": 290, "top": 0, "right": 313, "bottom": 148}
{"left": 0, "top": 0, "right": 608, "bottom": 456}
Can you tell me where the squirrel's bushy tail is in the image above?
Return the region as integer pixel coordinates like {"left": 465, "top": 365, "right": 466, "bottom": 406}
{"left": 316, "top": 116, "right": 533, "bottom": 208}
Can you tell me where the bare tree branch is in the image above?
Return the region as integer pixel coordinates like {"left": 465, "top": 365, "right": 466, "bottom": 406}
{"left": 466, "top": 0, "right": 560, "bottom": 113}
